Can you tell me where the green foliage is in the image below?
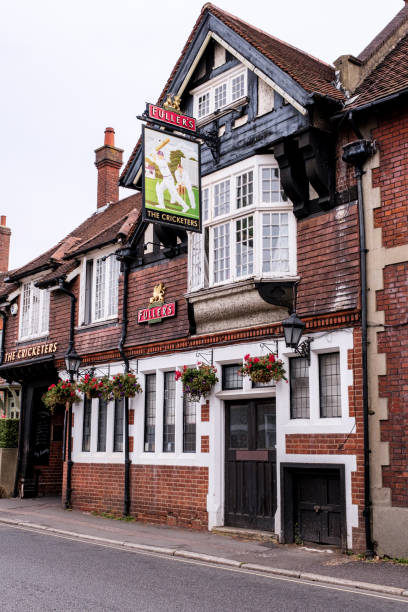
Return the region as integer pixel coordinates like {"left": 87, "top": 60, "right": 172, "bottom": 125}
{"left": 175, "top": 363, "right": 218, "bottom": 402}
{"left": 0, "top": 419, "right": 19, "bottom": 448}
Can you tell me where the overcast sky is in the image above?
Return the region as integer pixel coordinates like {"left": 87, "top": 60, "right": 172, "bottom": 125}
{"left": 1, "top": 0, "right": 403, "bottom": 269}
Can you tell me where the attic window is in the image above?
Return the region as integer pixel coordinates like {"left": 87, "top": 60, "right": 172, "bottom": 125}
{"left": 192, "top": 67, "right": 247, "bottom": 121}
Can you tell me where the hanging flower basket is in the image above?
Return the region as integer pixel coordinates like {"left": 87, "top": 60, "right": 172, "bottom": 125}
{"left": 78, "top": 374, "right": 108, "bottom": 399}
{"left": 103, "top": 372, "right": 142, "bottom": 401}
{"left": 175, "top": 363, "right": 218, "bottom": 402}
{"left": 240, "top": 353, "right": 287, "bottom": 384}
{"left": 42, "top": 380, "right": 81, "bottom": 412}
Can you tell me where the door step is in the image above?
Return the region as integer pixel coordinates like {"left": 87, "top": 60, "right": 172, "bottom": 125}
{"left": 211, "top": 526, "right": 278, "bottom": 543}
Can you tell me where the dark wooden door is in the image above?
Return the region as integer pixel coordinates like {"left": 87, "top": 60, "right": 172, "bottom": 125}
{"left": 225, "top": 400, "right": 276, "bottom": 531}
{"left": 294, "top": 469, "right": 343, "bottom": 546}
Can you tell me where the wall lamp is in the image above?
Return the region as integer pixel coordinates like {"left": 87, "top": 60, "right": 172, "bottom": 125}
{"left": 282, "top": 312, "right": 312, "bottom": 365}
{"left": 64, "top": 349, "right": 82, "bottom": 382}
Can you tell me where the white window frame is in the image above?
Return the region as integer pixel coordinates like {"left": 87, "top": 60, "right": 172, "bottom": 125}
{"left": 79, "top": 246, "right": 120, "bottom": 326}
{"left": 18, "top": 277, "right": 50, "bottom": 341}
{"left": 188, "top": 155, "right": 296, "bottom": 291}
{"left": 191, "top": 66, "right": 247, "bottom": 120}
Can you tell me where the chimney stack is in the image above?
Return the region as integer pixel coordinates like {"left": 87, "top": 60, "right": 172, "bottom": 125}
{"left": 94, "top": 127, "right": 123, "bottom": 209}
{"left": 0, "top": 216, "right": 11, "bottom": 273}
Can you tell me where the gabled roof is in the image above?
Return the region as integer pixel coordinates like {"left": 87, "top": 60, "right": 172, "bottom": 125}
{"left": 120, "top": 3, "right": 343, "bottom": 184}
{"left": 5, "top": 193, "right": 141, "bottom": 289}
{"left": 346, "top": 32, "right": 408, "bottom": 110}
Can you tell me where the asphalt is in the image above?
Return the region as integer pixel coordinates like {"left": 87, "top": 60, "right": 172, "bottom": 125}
{"left": 0, "top": 497, "right": 407, "bottom": 597}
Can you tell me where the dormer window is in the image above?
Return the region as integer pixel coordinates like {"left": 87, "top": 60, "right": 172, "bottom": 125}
{"left": 192, "top": 67, "right": 247, "bottom": 121}
{"left": 19, "top": 282, "right": 50, "bottom": 341}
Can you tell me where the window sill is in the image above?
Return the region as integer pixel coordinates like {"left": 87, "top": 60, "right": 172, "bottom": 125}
{"left": 76, "top": 318, "right": 119, "bottom": 333}
{"left": 196, "top": 96, "right": 249, "bottom": 127}
{"left": 17, "top": 334, "right": 49, "bottom": 346}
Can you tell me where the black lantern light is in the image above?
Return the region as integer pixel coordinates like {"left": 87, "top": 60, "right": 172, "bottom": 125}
{"left": 282, "top": 312, "right": 312, "bottom": 364}
{"left": 65, "top": 349, "right": 82, "bottom": 380}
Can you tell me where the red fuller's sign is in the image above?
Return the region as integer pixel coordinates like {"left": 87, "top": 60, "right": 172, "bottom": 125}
{"left": 138, "top": 302, "right": 176, "bottom": 324}
{"left": 147, "top": 104, "right": 196, "bottom": 133}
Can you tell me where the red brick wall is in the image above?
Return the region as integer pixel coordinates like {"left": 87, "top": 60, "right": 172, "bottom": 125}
{"left": 67, "top": 463, "right": 209, "bottom": 529}
{"left": 125, "top": 257, "right": 189, "bottom": 347}
{"left": 372, "top": 108, "right": 408, "bottom": 249}
{"left": 285, "top": 328, "right": 366, "bottom": 551}
{"left": 377, "top": 263, "right": 408, "bottom": 507}
{"left": 336, "top": 126, "right": 357, "bottom": 194}
{"left": 297, "top": 204, "right": 360, "bottom": 317}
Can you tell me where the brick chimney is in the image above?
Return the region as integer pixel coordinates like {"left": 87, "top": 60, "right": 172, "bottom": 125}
{"left": 94, "top": 127, "right": 123, "bottom": 209}
{"left": 0, "top": 216, "right": 11, "bottom": 273}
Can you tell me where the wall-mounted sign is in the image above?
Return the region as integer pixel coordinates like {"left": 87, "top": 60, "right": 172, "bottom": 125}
{"left": 138, "top": 283, "right": 176, "bottom": 324}
{"left": 147, "top": 103, "right": 196, "bottom": 133}
{"left": 142, "top": 125, "right": 201, "bottom": 232}
{"left": 4, "top": 342, "right": 58, "bottom": 363}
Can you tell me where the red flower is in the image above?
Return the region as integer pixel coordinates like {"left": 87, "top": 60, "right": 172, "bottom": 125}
{"left": 175, "top": 371, "right": 182, "bottom": 381}
{"left": 267, "top": 364, "right": 272, "bottom": 370}
{"left": 71, "top": 392, "right": 75, "bottom": 397}
{"left": 254, "top": 357, "right": 260, "bottom": 363}
{"left": 183, "top": 365, "right": 187, "bottom": 371}
{"left": 268, "top": 354, "right": 275, "bottom": 363}
{"left": 244, "top": 354, "right": 250, "bottom": 361}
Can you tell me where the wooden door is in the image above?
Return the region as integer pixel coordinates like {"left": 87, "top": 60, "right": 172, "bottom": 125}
{"left": 225, "top": 400, "right": 276, "bottom": 531}
{"left": 294, "top": 469, "right": 343, "bottom": 546}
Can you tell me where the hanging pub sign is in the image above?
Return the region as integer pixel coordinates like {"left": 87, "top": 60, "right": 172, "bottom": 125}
{"left": 142, "top": 124, "right": 201, "bottom": 232}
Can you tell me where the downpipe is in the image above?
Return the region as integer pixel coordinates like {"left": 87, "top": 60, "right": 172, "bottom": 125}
{"left": 117, "top": 255, "right": 131, "bottom": 517}
{"left": 57, "top": 280, "right": 77, "bottom": 510}
{"left": 342, "top": 136, "right": 376, "bottom": 558}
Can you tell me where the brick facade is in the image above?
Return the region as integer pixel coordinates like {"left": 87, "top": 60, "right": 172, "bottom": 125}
{"left": 68, "top": 463, "right": 208, "bottom": 529}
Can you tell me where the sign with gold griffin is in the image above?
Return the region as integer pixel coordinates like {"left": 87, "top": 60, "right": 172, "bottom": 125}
{"left": 138, "top": 283, "right": 176, "bottom": 324}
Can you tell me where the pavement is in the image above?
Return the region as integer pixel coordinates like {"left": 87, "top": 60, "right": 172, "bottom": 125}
{"left": 0, "top": 496, "right": 407, "bottom": 597}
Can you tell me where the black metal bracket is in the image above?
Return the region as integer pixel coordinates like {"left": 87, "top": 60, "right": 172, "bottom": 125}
{"left": 198, "top": 125, "right": 220, "bottom": 163}
{"left": 260, "top": 342, "right": 279, "bottom": 357}
{"left": 196, "top": 350, "right": 213, "bottom": 366}
{"left": 292, "top": 338, "right": 313, "bottom": 365}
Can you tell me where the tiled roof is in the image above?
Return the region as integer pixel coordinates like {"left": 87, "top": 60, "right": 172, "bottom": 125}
{"left": 120, "top": 3, "right": 343, "bottom": 183}
{"left": 6, "top": 193, "right": 141, "bottom": 287}
{"left": 346, "top": 33, "right": 408, "bottom": 110}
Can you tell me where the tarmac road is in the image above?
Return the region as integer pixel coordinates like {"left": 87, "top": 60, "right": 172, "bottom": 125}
{"left": 1, "top": 524, "right": 407, "bottom": 612}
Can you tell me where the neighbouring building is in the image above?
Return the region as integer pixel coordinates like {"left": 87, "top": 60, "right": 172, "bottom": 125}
{"left": 0, "top": 3, "right": 406, "bottom": 556}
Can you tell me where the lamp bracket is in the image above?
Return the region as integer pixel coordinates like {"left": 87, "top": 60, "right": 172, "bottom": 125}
{"left": 293, "top": 338, "right": 313, "bottom": 365}
{"left": 196, "top": 350, "right": 213, "bottom": 366}
{"left": 260, "top": 342, "right": 279, "bottom": 357}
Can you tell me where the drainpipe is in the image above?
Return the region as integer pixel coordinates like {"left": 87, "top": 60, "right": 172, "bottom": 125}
{"left": 57, "top": 280, "right": 77, "bottom": 510}
{"left": 117, "top": 250, "right": 131, "bottom": 516}
{"left": 342, "top": 134, "right": 376, "bottom": 558}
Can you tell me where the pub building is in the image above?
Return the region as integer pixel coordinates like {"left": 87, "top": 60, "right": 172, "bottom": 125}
{"left": 3, "top": 2, "right": 408, "bottom": 555}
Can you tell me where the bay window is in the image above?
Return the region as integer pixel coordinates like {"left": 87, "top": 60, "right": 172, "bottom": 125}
{"left": 20, "top": 281, "right": 50, "bottom": 340}
{"left": 188, "top": 155, "right": 295, "bottom": 291}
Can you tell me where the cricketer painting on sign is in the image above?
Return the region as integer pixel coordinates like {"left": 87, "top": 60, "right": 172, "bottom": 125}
{"left": 142, "top": 126, "right": 201, "bottom": 232}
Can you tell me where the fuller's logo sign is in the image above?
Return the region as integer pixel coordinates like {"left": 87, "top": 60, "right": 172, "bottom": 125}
{"left": 147, "top": 104, "right": 196, "bottom": 133}
{"left": 4, "top": 341, "right": 58, "bottom": 363}
{"left": 138, "top": 282, "right": 176, "bottom": 324}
